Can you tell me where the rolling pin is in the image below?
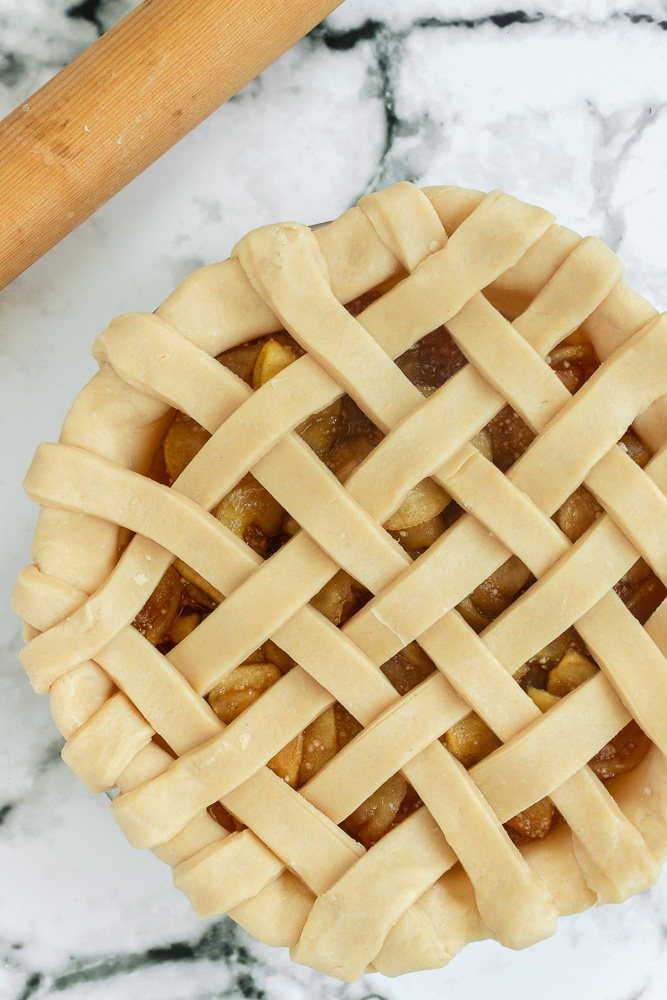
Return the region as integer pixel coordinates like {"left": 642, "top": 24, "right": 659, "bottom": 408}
{"left": 0, "top": 0, "right": 343, "bottom": 292}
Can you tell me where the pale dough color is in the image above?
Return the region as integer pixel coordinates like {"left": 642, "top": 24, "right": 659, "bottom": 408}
{"left": 11, "top": 183, "right": 667, "bottom": 982}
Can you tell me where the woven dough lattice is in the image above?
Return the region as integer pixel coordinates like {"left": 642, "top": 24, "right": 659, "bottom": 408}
{"left": 12, "top": 183, "right": 667, "bottom": 982}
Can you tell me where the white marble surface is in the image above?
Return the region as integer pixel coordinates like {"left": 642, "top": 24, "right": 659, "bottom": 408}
{"left": 2, "top": 1, "right": 667, "bottom": 998}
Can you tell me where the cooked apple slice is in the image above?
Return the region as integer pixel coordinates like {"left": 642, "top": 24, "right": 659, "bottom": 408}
{"left": 326, "top": 433, "right": 375, "bottom": 483}
{"left": 169, "top": 612, "right": 201, "bottom": 646}
{"left": 299, "top": 707, "right": 338, "bottom": 784}
{"left": 311, "top": 569, "right": 367, "bottom": 626}
{"left": 527, "top": 686, "right": 561, "bottom": 713}
{"left": 619, "top": 431, "right": 651, "bottom": 468}
{"left": 470, "top": 427, "right": 493, "bottom": 461}
{"left": 297, "top": 401, "right": 342, "bottom": 460}
{"left": 443, "top": 711, "right": 502, "bottom": 768}
{"left": 381, "top": 641, "right": 435, "bottom": 695}
{"left": 260, "top": 639, "right": 295, "bottom": 674}
{"left": 252, "top": 338, "right": 300, "bottom": 388}
{"left": 269, "top": 734, "right": 304, "bottom": 788}
{"left": 470, "top": 556, "right": 531, "bottom": 619}
{"left": 216, "top": 340, "right": 264, "bottom": 385}
{"left": 389, "top": 513, "right": 447, "bottom": 553}
{"left": 384, "top": 478, "right": 450, "bottom": 531}
{"left": 506, "top": 797, "right": 555, "bottom": 840}
{"left": 554, "top": 485, "right": 603, "bottom": 541}
{"left": 588, "top": 721, "right": 651, "bottom": 780}
{"left": 163, "top": 412, "right": 211, "bottom": 482}
{"left": 547, "top": 651, "right": 597, "bottom": 696}
{"left": 173, "top": 558, "right": 222, "bottom": 607}
{"left": 132, "top": 566, "right": 182, "bottom": 645}
{"left": 455, "top": 595, "right": 490, "bottom": 634}
{"left": 208, "top": 662, "right": 281, "bottom": 724}
{"left": 548, "top": 343, "right": 597, "bottom": 394}
{"left": 487, "top": 405, "right": 535, "bottom": 472}
{"left": 214, "top": 473, "right": 284, "bottom": 556}
{"left": 344, "top": 773, "right": 408, "bottom": 847}
{"left": 334, "top": 704, "right": 363, "bottom": 749}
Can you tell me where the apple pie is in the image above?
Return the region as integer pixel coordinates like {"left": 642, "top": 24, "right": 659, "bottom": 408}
{"left": 12, "top": 182, "right": 667, "bottom": 981}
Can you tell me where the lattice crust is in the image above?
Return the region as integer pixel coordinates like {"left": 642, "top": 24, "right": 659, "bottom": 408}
{"left": 11, "top": 183, "right": 667, "bottom": 982}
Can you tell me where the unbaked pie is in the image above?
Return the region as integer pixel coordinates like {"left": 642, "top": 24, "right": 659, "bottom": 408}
{"left": 11, "top": 182, "right": 667, "bottom": 981}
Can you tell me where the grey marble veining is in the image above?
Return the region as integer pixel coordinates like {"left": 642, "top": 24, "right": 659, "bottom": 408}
{"left": 1, "top": 2, "right": 667, "bottom": 998}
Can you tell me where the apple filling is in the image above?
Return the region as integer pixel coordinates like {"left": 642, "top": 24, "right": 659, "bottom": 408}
{"left": 133, "top": 307, "right": 662, "bottom": 848}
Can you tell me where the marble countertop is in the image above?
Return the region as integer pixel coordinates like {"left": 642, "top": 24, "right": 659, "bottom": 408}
{"left": 2, "top": 1, "right": 667, "bottom": 998}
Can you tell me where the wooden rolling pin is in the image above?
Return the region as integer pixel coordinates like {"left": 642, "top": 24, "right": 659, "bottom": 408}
{"left": 0, "top": 0, "right": 343, "bottom": 292}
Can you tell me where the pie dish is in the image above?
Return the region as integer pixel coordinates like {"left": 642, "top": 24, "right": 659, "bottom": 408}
{"left": 11, "top": 181, "right": 667, "bottom": 981}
